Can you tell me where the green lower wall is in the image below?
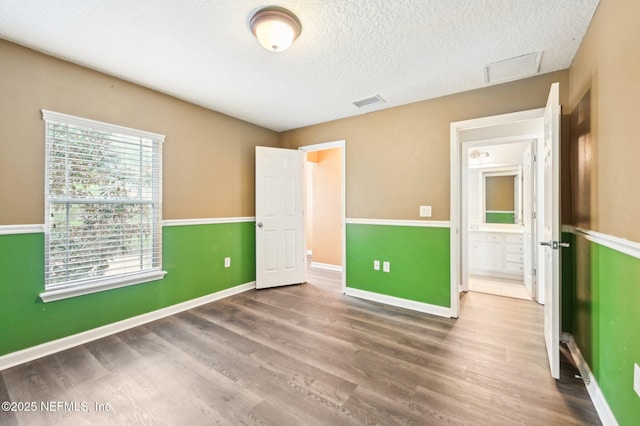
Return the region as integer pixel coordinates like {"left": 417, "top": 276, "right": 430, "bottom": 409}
{"left": 0, "top": 222, "right": 255, "bottom": 357}
{"left": 346, "top": 224, "right": 450, "bottom": 307}
{"left": 561, "top": 232, "right": 575, "bottom": 334}
{"left": 565, "top": 232, "right": 640, "bottom": 425}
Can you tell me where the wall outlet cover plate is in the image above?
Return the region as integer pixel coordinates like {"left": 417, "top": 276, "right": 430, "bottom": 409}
{"left": 419, "top": 205, "right": 432, "bottom": 217}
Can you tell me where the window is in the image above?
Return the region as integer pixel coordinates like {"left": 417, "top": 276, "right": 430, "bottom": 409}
{"left": 41, "top": 110, "right": 166, "bottom": 302}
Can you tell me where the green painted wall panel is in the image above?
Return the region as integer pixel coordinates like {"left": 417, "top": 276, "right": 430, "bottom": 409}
{"left": 574, "top": 235, "right": 595, "bottom": 366}
{"left": 561, "top": 232, "right": 576, "bottom": 334}
{"left": 592, "top": 243, "right": 640, "bottom": 425}
{"left": 346, "top": 224, "right": 450, "bottom": 307}
{"left": 566, "top": 233, "right": 640, "bottom": 425}
{"left": 0, "top": 222, "right": 255, "bottom": 356}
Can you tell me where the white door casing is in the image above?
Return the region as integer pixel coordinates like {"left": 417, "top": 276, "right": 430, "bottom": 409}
{"left": 298, "top": 140, "right": 347, "bottom": 294}
{"left": 522, "top": 142, "right": 535, "bottom": 298}
{"left": 255, "top": 146, "right": 306, "bottom": 289}
{"left": 541, "top": 82, "right": 561, "bottom": 379}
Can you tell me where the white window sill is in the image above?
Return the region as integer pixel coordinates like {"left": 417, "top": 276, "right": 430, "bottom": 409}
{"left": 39, "top": 270, "right": 167, "bottom": 303}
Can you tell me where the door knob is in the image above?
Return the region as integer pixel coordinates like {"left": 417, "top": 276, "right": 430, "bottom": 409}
{"left": 540, "top": 241, "right": 570, "bottom": 249}
{"left": 257, "top": 222, "right": 263, "bottom": 228}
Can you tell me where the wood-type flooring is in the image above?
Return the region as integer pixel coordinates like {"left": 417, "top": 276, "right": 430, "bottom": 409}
{"left": 0, "top": 267, "right": 601, "bottom": 425}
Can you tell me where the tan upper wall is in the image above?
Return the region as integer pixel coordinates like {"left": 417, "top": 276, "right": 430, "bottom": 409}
{"left": 311, "top": 148, "right": 342, "bottom": 266}
{"left": 569, "top": 0, "right": 640, "bottom": 242}
{"left": 0, "top": 39, "right": 279, "bottom": 225}
{"left": 280, "top": 71, "right": 569, "bottom": 220}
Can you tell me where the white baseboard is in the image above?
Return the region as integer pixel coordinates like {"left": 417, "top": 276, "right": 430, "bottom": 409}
{"left": 566, "top": 334, "right": 619, "bottom": 426}
{"left": 0, "top": 282, "right": 255, "bottom": 371}
{"left": 310, "top": 261, "right": 342, "bottom": 272}
{"left": 344, "top": 287, "right": 452, "bottom": 318}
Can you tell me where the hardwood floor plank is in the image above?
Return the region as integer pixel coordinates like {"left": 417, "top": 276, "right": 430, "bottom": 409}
{"left": 84, "top": 334, "right": 143, "bottom": 372}
{"left": 153, "top": 312, "right": 360, "bottom": 409}
{"left": 197, "top": 297, "right": 422, "bottom": 400}
{"left": 342, "top": 386, "right": 444, "bottom": 426}
{"left": 233, "top": 290, "right": 482, "bottom": 375}
{"left": 245, "top": 400, "right": 308, "bottom": 426}
{"left": 411, "top": 384, "right": 520, "bottom": 426}
{"left": 231, "top": 295, "right": 473, "bottom": 383}
{"left": 0, "top": 374, "right": 18, "bottom": 426}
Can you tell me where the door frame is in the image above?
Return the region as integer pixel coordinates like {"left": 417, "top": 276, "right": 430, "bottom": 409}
{"left": 298, "top": 140, "right": 347, "bottom": 293}
{"left": 450, "top": 108, "right": 545, "bottom": 317}
{"left": 521, "top": 140, "right": 538, "bottom": 299}
{"left": 460, "top": 136, "right": 538, "bottom": 293}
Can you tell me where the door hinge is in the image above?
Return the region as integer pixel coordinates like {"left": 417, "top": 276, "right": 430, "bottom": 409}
{"left": 532, "top": 212, "right": 536, "bottom": 219}
{"left": 533, "top": 268, "right": 537, "bottom": 277}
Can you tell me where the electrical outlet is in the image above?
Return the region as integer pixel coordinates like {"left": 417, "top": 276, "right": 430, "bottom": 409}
{"left": 634, "top": 363, "right": 640, "bottom": 398}
{"left": 224, "top": 257, "right": 231, "bottom": 268}
{"left": 373, "top": 260, "right": 380, "bottom": 270}
{"left": 383, "top": 261, "right": 390, "bottom": 273}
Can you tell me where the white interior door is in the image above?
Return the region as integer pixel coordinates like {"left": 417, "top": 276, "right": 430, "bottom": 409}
{"left": 255, "top": 146, "right": 306, "bottom": 289}
{"left": 522, "top": 142, "right": 535, "bottom": 298}
{"left": 541, "top": 82, "right": 561, "bottom": 379}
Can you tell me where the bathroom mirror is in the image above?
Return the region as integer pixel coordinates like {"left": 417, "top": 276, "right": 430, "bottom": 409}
{"left": 482, "top": 167, "right": 521, "bottom": 224}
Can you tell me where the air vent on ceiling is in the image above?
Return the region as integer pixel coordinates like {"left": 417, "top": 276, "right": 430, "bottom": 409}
{"left": 483, "top": 52, "right": 542, "bottom": 85}
{"left": 352, "top": 95, "right": 385, "bottom": 108}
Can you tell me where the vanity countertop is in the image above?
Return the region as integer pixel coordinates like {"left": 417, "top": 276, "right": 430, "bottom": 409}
{"left": 469, "top": 225, "right": 524, "bottom": 234}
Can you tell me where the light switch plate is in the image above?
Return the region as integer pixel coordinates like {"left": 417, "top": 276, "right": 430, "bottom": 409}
{"left": 634, "top": 363, "right": 640, "bottom": 398}
{"left": 224, "top": 257, "right": 231, "bottom": 268}
{"left": 383, "top": 261, "right": 390, "bottom": 273}
{"left": 373, "top": 260, "right": 380, "bottom": 270}
{"left": 419, "top": 205, "right": 432, "bottom": 217}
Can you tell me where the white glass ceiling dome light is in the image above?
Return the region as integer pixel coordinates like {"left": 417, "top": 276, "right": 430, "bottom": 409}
{"left": 250, "top": 7, "right": 301, "bottom": 52}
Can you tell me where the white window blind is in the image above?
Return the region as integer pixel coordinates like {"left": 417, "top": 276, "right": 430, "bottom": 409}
{"left": 41, "top": 110, "right": 166, "bottom": 302}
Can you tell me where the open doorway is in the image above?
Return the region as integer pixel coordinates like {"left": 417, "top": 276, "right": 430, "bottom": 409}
{"left": 450, "top": 107, "right": 547, "bottom": 318}
{"left": 299, "top": 141, "right": 346, "bottom": 293}
{"left": 451, "top": 83, "right": 562, "bottom": 379}
{"left": 463, "top": 139, "right": 537, "bottom": 300}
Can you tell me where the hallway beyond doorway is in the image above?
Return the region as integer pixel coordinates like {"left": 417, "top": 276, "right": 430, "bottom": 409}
{"left": 469, "top": 274, "right": 532, "bottom": 300}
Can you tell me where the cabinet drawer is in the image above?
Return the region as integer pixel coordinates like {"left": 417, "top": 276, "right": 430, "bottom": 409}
{"left": 504, "top": 262, "right": 524, "bottom": 273}
{"left": 487, "top": 233, "right": 502, "bottom": 242}
{"left": 506, "top": 243, "right": 523, "bottom": 253}
{"left": 506, "top": 234, "right": 523, "bottom": 243}
{"left": 505, "top": 252, "right": 524, "bottom": 263}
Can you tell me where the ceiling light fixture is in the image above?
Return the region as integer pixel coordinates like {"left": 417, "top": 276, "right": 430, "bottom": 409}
{"left": 469, "top": 150, "right": 491, "bottom": 164}
{"left": 250, "top": 6, "right": 301, "bottom": 52}
{"left": 469, "top": 150, "right": 490, "bottom": 159}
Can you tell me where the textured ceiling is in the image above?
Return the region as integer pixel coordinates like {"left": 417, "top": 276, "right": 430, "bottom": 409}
{"left": 0, "top": 0, "right": 599, "bottom": 131}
